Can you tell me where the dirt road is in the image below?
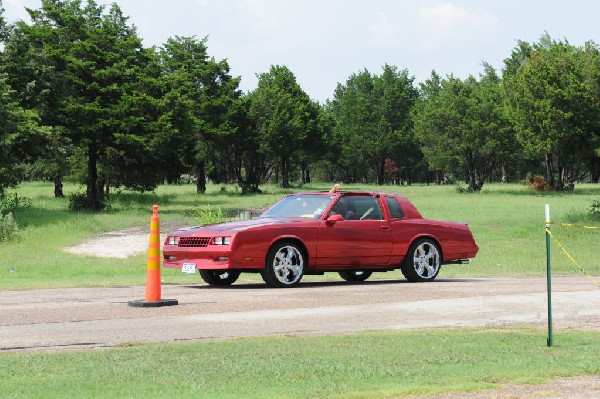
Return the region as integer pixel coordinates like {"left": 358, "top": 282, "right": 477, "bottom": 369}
{"left": 1, "top": 276, "right": 599, "bottom": 352}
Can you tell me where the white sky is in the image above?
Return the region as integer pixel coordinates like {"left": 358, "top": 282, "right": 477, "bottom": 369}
{"left": 3, "top": 0, "right": 600, "bottom": 102}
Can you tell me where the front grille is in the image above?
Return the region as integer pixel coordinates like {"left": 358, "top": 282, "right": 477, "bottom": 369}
{"left": 178, "top": 237, "right": 211, "bottom": 248}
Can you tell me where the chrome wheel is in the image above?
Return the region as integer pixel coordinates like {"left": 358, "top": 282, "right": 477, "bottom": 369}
{"left": 263, "top": 241, "right": 305, "bottom": 287}
{"left": 401, "top": 238, "right": 441, "bottom": 282}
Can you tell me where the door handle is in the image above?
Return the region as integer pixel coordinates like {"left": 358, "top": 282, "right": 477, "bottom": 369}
{"left": 381, "top": 225, "right": 390, "bottom": 230}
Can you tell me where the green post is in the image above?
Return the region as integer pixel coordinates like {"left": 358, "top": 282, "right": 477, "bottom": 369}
{"left": 545, "top": 204, "right": 553, "bottom": 347}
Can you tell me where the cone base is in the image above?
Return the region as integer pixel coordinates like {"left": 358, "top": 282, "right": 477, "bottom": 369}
{"left": 128, "top": 299, "right": 178, "bottom": 308}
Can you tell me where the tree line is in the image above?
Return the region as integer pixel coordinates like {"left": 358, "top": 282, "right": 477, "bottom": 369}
{"left": 1, "top": 0, "right": 599, "bottom": 209}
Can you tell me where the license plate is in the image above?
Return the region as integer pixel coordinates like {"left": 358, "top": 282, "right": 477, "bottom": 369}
{"left": 182, "top": 263, "right": 196, "bottom": 274}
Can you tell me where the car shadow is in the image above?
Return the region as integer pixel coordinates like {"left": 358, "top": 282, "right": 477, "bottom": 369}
{"left": 181, "top": 277, "right": 483, "bottom": 290}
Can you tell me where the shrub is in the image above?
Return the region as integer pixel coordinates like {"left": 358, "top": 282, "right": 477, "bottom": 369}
{"left": 521, "top": 174, "right": 553, "bottom": 191}
{"left": 590, "top": 199, "right": 600, "bottom": 218}
{"left": 0, "top": 212, "right": 19, "bottom": 242}
{"left": 0, "top": 193, "right": 32, "bottom": 212}
{"left": 68, "top": 191, "right": 108, "bottom": 211}
{"left": 186, "top": 205, "right": 227, "bottom": 225}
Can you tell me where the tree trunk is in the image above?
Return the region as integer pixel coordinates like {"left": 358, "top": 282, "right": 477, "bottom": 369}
{"left": 53, "top": 173, "right": 64, "bottom": 198}
{"left": 280, "top": 157, "right": 290, "bottom": 188}
{"left": 544, "top": 153, "right": 555, "bottom": 188}
{"left": 86, "top": 140, "right": 100, "bottom": 210}
{"left": 376, "top": 158, "right": 385, "bottom": 185}
{"left": 196, "top": 160, "right": 206, "bottom": 194}
{"left": 501, "top": 164, "right": 508, "bottom": 183}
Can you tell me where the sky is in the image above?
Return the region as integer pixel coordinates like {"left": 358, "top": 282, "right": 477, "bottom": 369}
{"left": 3, "top": 0, "right": 600, "bottom": 103}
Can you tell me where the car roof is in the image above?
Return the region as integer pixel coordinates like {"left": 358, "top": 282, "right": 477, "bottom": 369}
{"left": 290, "top": 191, "right": 400, "bottom": 197}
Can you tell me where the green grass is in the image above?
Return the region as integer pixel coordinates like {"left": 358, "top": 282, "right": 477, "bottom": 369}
{"left": 0, "top": 182, "right": 598, "bottom": 290}
{"left": 0, "top": 327, "right": 599, "bottom": 398}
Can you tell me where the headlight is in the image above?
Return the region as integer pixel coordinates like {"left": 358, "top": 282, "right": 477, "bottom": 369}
{"left": 166, "top": 236, "right": 179, "bottom": 246}
{"left": 213, "top": 236, "right": 231, "bottom": 245}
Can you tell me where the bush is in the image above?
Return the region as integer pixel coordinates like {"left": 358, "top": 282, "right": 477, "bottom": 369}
{"left": 0, "top": 193, "right": 32, "bottom": 212}
{"left": 0, "top": 212, "right": 19, "bottom": 242}
{"left": 521, "top": 174, "right": 554, "bottom": 191}
{"left": 186, "top": 205, "right": 227, "bottom": 225}
{"left": 68, "top": 192, "right": 88, "bottom": 211}
{"left": 590, "top": 199, "right": 600, "bottom": 218}
{"left": 68, "top": 191, "right": 108, "bottom": 211}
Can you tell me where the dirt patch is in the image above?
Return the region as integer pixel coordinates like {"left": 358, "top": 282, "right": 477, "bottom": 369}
{"left": 417, "top": 375, "right": 600, "bottom": 399}
{"left": 63, "top": 220, "right": 187, "bottom": 258}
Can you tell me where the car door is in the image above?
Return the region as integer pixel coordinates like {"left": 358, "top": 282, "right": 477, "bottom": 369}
{"left": 316, "top": 194, "right": 392, "bottom": 267}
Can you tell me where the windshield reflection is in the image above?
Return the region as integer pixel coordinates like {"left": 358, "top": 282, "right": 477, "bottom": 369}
{"left": 260, "top": 195, "right": 335, "bottom": 219}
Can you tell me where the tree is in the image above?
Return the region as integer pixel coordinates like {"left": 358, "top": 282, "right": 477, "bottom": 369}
{"left": 0, "top": 73, "right": 50, "bottom": 196}
{"left": 0, "top": 3, "right": 51, "bottom": 196}
{"left": 159, "top": 36, "right": 241, "bottom": 193}
{"left": 247, "top": 65, "right": 315, "bottom": 188}
{"left": 503, "top": 34, "right": 600, "bottom": 190}
{"left": 229, "top": 96, "right": 272, "bottom": 194}
{"left": 0, "top": 0, "right": 7, "bottom": 42}
{"left": 330, "top": 65, "right": 417, "bottom": 184}
{"left": 15, "top": 0, "right": 164, "bottom": 208}
{"left": 413, "top": 67, "right": 513, "bottom": 192}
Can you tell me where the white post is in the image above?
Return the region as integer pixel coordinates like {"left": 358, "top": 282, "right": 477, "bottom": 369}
{"left": 545, "top": 204, "right": 553, "bottom": 346}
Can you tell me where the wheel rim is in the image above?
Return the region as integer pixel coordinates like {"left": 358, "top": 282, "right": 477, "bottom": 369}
{"left": 272, "top": 245, "right": 304, "bottom": 285}
{"left": 413, "top": 242, "right": 440, "bottom": 278}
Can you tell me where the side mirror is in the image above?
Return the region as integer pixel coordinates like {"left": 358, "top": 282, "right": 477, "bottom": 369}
{"left": 326, "top": 214, "right": 344, "bottom": 225}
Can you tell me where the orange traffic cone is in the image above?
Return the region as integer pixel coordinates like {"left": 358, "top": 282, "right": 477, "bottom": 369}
{"left": 129, "top": 205, "right": 178, "bottom": 308}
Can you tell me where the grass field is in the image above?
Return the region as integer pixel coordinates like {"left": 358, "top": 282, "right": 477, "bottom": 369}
{"left": 1, "top": 181, "right": 599, "bottom": 398}
{"left": 1, "top": 327, "right": 599, "bottom": 398}
{"left": 1, "top": 181, "right": 598, "bottom": 290}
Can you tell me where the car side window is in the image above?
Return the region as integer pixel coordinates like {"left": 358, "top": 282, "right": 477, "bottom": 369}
{"left": 343, "top": 196, "right": 383, "bottom": 220}
{"left": 385, "top": 197, "right": 405, "bottom": 218}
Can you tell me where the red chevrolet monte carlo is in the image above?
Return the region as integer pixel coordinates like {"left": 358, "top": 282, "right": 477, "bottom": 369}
{"left": 163, "top": 191, "right": 478, "bottom": 288}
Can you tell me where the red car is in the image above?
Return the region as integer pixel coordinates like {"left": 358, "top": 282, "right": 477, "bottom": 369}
{"left": 163, "top": 191, "right": 478, "bottom": 287}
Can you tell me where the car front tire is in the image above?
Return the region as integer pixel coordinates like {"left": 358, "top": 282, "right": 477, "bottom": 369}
{"left": 199, "top": 270, "right": 241, "bottom": 286}
{"left": 262, "top": 241, "right": 305, "bottom": 288}
{"left": 401, "top": 238, "right": 441, "bottom": 282}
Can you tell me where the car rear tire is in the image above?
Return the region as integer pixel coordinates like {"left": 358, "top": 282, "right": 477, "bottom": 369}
{"left": 199, "top": 270, "right": 241, "bottom": 286}
{"left": 262, "top": 241, "right": 305, "bottom": 287}
{"left": 338, "top": 271, "right": 372, "bottom": 282}
{"left": 401, "top": 238, "right": 441, "bottom": 282}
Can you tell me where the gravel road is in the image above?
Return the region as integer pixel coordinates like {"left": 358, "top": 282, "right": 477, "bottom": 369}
{"left": 1, "top": 275, "right": 599, "bottom": 352}
{"left": 2, "top": 276, "right": 599, "bottom": 397}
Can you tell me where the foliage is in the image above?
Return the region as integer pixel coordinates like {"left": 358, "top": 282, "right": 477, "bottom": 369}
{"left": 590, "top": 199, "right": 600, "bottom": 218}
{"left": 0, "top": 212, "right": 19, "bottom": 242}
{"left": 7, "top": 0, "right": 167, "bottom": 209}
{"left": 412, "top": 65, "right": 514, "bottom": 192}
{"left": 186, "top": 204, "right": 227, "bottom": 225}
{"left": 158, "top": 36, "right": 241, "bottom": 193}
{"left": 503, "top": 34, "right": 600, "bottom": 190}
{"left": 329, "top": 65, "right": 418, "bottom": 184}
{"left": 1, "top": 2, "right": 600, "bottom": 197}
{"left": 0, "top": 72, "right": 49, "bottom": 196}
{"left": 521, "top": 174, "right": 554, "bottom": 191}
{"left": 0, "top": 192, "right": 32, "bottom": 211}
{"left": 67, "top": 191, "right": 108, "bottom": 212}
{"left": 247, "top": 65, "right": 320, "bottom": 188}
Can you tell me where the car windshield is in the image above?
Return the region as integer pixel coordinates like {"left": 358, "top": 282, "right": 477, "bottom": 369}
{"left": 260, "top": 194, "right": 335, "bottom": 219}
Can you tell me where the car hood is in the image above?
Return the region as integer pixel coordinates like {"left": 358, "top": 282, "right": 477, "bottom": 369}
{"left": 170, "top": 217, "right": 315, "bottom": 236}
